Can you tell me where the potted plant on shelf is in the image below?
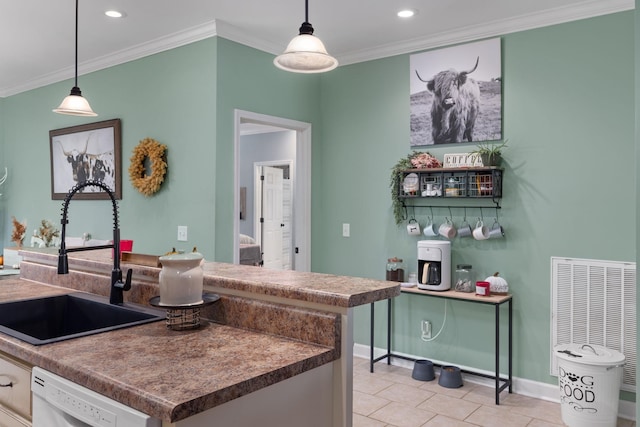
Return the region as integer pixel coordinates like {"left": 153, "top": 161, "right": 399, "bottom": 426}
{"left": 390, "top": 151, "right": 441, "bottom": 225}
{"left": 471, "top": 140, "right": 507, "bottom": 167}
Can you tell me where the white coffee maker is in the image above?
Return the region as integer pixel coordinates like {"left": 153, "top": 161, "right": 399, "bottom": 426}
{"left": 417, "top": 240, "right": 451, "bottom": 291}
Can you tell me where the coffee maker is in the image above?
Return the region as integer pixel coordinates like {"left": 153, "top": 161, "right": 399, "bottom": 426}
{"left": 417, "top": 240, "right": 451, "bottom": 291}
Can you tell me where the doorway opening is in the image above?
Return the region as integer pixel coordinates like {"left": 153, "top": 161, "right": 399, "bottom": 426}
{"left": 233, "top": 110, "right": 311, "bottom": 272}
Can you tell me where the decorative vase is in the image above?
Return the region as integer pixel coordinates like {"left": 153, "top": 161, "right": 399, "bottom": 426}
{"left": 158, "top": 252, "right": 204, "bottom": 306}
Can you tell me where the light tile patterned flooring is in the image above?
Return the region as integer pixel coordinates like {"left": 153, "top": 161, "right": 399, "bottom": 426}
{"left": 352, "top": 357, "right": 636, "bottom": 427}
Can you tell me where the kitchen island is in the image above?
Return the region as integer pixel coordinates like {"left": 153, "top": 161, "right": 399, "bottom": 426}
{"left": 0, "top": 248, "right": 399, "bottom": 426}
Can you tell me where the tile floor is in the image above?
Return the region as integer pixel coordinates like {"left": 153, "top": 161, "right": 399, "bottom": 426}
{"left": 352, "top": 357, "right": 636, "bottom": 427}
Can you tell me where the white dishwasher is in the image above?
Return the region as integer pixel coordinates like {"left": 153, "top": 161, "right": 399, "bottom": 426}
{"left": 31, "top": 367, "right": 161, "bottom": 427}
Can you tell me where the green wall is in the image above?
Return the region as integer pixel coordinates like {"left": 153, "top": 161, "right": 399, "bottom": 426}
{"left": 316, "top": 11, "right": 635, "bottom": 393}
{"left": 0, "top": 10, "right": 636, "bottom": 406}
{"left": 0, "top": 38, "right": 321, "bottom": 262}
{"left": 1, "top": 38, "right": 218, "bottom": 256}
{"left": 214, "top": 38, "right": 322, "bottom": 262}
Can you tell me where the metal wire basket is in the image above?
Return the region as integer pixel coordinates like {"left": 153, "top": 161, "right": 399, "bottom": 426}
{"left": 165, "top": 307, "right": 201, "bottom": 330}
{"left": 149, "top": 293, "right": 220, "bottom": 331}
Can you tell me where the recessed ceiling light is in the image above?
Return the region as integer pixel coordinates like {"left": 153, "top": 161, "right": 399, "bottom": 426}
{"left": 397, "top": 9, "right": 416, "bottom": 18}
{"left": 105, "top": 10, "right": 125, "bottom": 18}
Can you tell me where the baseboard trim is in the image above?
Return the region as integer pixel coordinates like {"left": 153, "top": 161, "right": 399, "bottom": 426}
{"left": 353, "top": 343, "right": 636, "bottom": 421}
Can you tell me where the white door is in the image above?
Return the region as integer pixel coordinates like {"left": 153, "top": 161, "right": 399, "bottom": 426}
{"left": 261, "top": 166, "right": 284, "bottom": 270}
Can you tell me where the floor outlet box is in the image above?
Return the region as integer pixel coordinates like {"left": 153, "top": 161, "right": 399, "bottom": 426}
{"left": 421, "top": 320, "right": 432, "bottom": 339}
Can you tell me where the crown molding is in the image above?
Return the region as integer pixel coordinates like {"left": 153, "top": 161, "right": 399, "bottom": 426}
{"left": 1, "top": 0, "right": 633, "bottom": 97}
{"left": 215, "top": 20, "right": 284, "bottom": 56}
{"left": 85, "top": 20, "right": 219, "bottom": 76}
{"left": 336, "top": 0, "right": 634, "bottom": 66}
{"left": 0, "top": 21, "right": 219, "bottom": 97}
{"left": 215, "top": 0, "right": 634, "bottom": 66}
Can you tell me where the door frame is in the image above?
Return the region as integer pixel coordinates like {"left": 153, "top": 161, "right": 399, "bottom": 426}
{"left": 233, "top": 109, "right": 311, "bottom": 271}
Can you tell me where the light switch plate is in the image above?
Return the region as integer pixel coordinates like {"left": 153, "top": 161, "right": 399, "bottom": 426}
{"left": 177, "top": 226, "right": 188, "bottom": 241}
{"left": 342, "top": 223, "right": 350, "bottom": 237}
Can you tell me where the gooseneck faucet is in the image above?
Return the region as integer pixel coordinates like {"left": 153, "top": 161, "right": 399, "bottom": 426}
{"left": 57, "top": 180, "right": 132, "bottom": 305}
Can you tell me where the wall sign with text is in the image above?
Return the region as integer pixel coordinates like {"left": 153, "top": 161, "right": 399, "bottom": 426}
{"left": 443, "top": 153, "right": 483, "bottom": 168}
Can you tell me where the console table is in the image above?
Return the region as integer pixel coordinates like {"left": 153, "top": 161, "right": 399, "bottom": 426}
{"left": 370, "top": 288, "right": 513, "bottom": 404}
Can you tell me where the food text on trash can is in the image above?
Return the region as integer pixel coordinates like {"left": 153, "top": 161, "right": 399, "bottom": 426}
{"left": 559, "top": 366, "right": 598, "bottom": 413}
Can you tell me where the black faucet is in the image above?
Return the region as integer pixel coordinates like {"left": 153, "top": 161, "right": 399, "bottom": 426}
{"left": 57, "top": 180, "right": 132, "bottom": 305}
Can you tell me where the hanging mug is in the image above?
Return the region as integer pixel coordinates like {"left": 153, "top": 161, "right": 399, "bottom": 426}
{"left": 472, "top": 220, "right": 490, "bottom": 240}
{"left": 407, "top": 219, "right": 421, "bottom": 236}
{"left": 457, "top": 220, "right": 473, "bottom": 238}
{"left": 438, "top": 218, "right": 457, "bottom": 239}
{"left": 423, "top": 217, "right": 438, "bottom": 237}
{"left": 489, "top": 219, "right": 505, "bottom": 239}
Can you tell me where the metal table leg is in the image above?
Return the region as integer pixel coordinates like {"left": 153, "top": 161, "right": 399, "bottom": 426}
{"left": 495, "top": 303, "right": 500, "bottom": 404}
{"left": 386, "top": 298, "right": 391, "bottom": 365}
{"left": 370, "top": 303, "right": 374, "bottom": 373}
{"left": 509, "top": 298, "right": 513, "bottom": 393}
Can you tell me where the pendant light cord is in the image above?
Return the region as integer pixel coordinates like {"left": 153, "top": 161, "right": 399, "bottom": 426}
{"left": 299, "top": 0, "right": 313, "bottom": 35}
{"left": 74, "top": 0, "right": 79, "bottom": 88}
{"left": 53, "top": 0, "right": 98, "bottom": 115}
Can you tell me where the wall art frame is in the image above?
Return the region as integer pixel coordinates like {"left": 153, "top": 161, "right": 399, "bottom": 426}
{"left": 410, "top": 38, "right": 502, "bottom": 146}
{"left": 49, "top": 118, "right": 122, "bottom": 200}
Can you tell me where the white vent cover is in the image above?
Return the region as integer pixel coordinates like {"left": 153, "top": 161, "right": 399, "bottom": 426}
{"left": 551, "top": 257, "right": 636, "bottom": 392}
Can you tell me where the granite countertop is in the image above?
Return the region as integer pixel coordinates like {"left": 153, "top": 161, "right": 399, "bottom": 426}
{"left": 19, "top": 248, "right": 401, "bottom": 308}
{"left": 7, "top": 248, "right": 400, "bottom": 422}
{"left": 0, "top": 279, "right": 337, "bottom": 422}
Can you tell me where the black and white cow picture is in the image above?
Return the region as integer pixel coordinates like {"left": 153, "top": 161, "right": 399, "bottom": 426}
{"left": 52, "top": 129, "right": 116, "bottom": 194}
{"left": 415, "top": 57, "right": 481, "bottom": 144}
{"left": 409, "top": 38, "right": 502, "bottom": 146}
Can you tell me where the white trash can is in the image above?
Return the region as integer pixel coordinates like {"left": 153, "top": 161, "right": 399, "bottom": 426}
{"left": 554, "top": 344, "right": 625, "bottom": 427}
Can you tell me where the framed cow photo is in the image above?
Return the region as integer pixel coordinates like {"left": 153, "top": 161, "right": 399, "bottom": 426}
{"left": 49, "top": 118, "right": 122, "bottom": 200}
{"left": 410, "top": 38, "right": 502, "bottom": 146}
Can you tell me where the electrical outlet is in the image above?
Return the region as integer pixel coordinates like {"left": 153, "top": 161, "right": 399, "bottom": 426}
{"left": 342, "top": 223, "right": 350, "bottom": 237}
{"left": 421, "top": 320, "right": 432, "bottom": 339}
{"left": 177, "top": 226, "right": 188, "bottom": 241}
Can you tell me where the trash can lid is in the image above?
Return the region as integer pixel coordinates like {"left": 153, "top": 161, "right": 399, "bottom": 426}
{"left": 554, "top": 343, "right": 625, "bottom": 366}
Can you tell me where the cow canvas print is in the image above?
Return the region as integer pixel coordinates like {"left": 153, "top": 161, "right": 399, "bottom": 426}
{"left": 49, "top": 119, "right": 122, "bottom": 200}
{"left": 410, "top": 38, "right": 502, "bottom": 146}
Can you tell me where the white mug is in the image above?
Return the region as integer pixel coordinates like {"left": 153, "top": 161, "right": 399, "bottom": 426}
{"left": 438, "top": 218, "right": 456, "bottom": 239}
{"left": 407, "top": 219, "right": 421, "bottom": 236}
{"left": 472, "top": 220, "right": 489, "bottom": 240}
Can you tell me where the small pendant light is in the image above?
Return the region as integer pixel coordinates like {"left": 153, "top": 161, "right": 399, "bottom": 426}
{"left": 274, "top": 0, "right": 338, "bottom": 73}
{"left": 53, "top": 0, "right": 97, "bottom": 117}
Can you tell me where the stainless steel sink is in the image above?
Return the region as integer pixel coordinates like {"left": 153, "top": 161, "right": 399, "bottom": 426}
{"left": 0, "top": 292, "right": 164, "bottom": 345}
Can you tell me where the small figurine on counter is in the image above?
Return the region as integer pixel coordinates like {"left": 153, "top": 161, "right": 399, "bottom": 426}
{"left": 36, "top": 219, "right": 60, "bottom": 247}
{"left": 31, "top": 229, "right": 46, "bottom": 248}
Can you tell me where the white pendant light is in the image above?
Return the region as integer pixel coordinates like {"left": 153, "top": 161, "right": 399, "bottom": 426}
{"left": 54, "top": 0, "right": 97, "bottom": 117}
{"left": 274, "top": 0, "right": 338, "bottom": 73}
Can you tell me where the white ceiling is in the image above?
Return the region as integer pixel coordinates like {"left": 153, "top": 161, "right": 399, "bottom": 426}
{"left": 0, "top": 0, "right": 633, "bottom": 97}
